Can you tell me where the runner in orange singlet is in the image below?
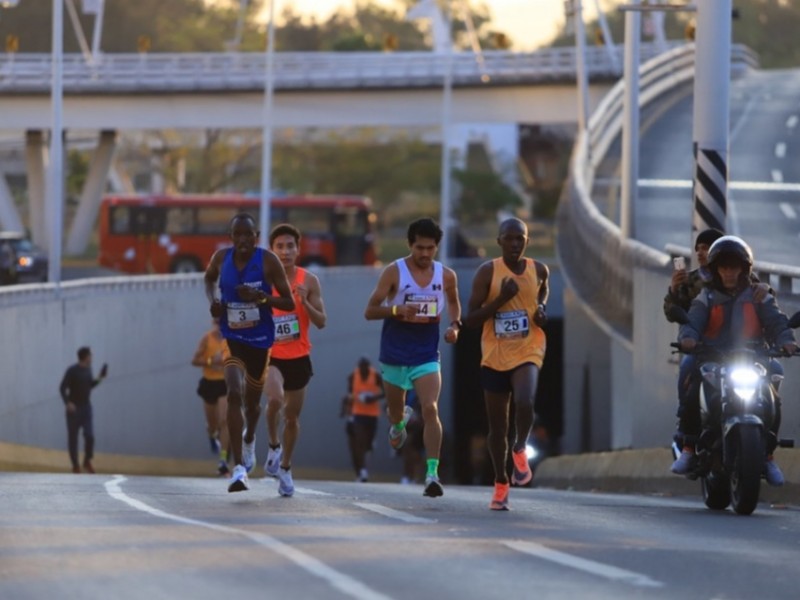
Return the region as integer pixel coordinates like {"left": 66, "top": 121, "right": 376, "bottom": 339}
{"left": 464, "top": 218, "right": 549, "bottom": 511}
{"left": 262, "top": 224, "right": 327, "bottom": 497}
{"left": 347, "top": 357, "right": 385, "bottom": 482}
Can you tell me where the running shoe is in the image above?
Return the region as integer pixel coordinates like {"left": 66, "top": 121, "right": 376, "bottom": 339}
{"left": 217, "top": 460, "right": 230, "bottom": 477}
{"left": 264, "top": 445, "right": 282, "bottom": 478}
{"left": 423, "top": 475, "right": 444, "bottom": 498}
{"left": 490, "top": 482, "right": 510, "bottom": 511}
{"left": 227, "top": 464, "right": 249, "bottom": 493}
{"left": 764, "top": 455, "right": 785, "bottom": 486}
{"left": 511, "top": 447, "right": 532, "bottom": 486}
{"left": 242, "top": 435, "right": 256, "bottom": 473}
{"left": 388, "top": 405, "right": 414, "bottom": 450}
{"left": 82, "top": 460, "right": 95, "bottom": 474}
{"left": 278, "top": 467, "right": 295, "bottom": 497}
{"left": 209, "top": 436, "right": 221, "bottom": 455}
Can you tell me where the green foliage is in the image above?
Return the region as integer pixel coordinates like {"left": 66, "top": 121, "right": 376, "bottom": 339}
{"left": 452, "top": 168, "right": 522, "bottom": 223}
{"left": 548, "top": 0, "right": 800, "bottom": 68}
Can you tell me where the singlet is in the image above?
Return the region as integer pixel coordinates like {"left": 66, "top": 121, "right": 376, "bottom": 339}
{"left": 351, "top": 366, "right": 382, "bottom": 418}
{"left": 270, "top": 267, "right": 311, "bottom": 360}
{"left": 201, "top": 332, "right": 229, "bottom": 381}
{"left": 379, "top": 258, "right": 445, "bottom": 366}
{"left": 480, "top": 257, "right": 546, "bottom": 370}
{"left": 218, "top": 247, "right": 275, "bottom": 349}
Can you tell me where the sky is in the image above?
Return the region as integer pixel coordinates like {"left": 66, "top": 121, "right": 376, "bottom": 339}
{"left": 269, "top": 1, "right": 602, "bottom": 52}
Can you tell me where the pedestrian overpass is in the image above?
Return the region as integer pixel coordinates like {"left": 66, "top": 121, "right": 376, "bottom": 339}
{"left": 0, "top": 44, "right": 668, "bottom": 253}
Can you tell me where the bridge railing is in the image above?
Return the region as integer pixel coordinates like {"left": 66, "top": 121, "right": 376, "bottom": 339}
{"left": 556, "top": 43, "right": 776, "bottom": 346}
{"left": 0, "top": 43, "right": 681, "bottom": 93}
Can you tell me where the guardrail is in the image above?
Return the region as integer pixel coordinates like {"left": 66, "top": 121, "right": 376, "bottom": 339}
{"left": 0, "top": 43, "right": 681, "bottom": 94}
{"left": 556, "top": 43, "right": 771, "bottom": 346}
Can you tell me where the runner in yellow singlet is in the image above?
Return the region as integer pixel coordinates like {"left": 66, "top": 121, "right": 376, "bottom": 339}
{"left": 463, "top": 217, "right": 549, "bottom": 511}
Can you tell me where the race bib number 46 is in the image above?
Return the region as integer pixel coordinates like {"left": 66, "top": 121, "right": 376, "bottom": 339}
{"left": 494, "top": 309, "right": 529, "bottom": 339}
{"left": 227, "top": 302, "right": 260, "bottom": 330}
{"left": 274, "top": 314, "right": 300, "bottom": 342}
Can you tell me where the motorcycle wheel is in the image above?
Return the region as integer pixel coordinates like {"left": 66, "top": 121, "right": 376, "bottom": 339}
{"left": 701, "top": 472, "right": 730, "bottom": 510}
{"left": 730, "top": 426, "right": 764, "bottom": 516}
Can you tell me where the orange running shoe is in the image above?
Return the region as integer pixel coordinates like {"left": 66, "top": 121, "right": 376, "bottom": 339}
{"left": 490, "top": 482, "right": 510, "bottom": 511}
{"left": 511, "top": 448, "right": 532, "bottom": 486}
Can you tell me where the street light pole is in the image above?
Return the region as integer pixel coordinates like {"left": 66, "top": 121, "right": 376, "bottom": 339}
{"left": 47, "top": 0, "right": 64, "bottom": 285}
{"left": 572, "top": 0, "right": 590, "bottom": 134}
{"left": 438, "top": 1, "right": 454, "bottom": 266}
{"left": 620, "top": 0, "right": 640, "bottom": 239}
{"left": 259, "top": 0, "right": 276, "bottom": 248}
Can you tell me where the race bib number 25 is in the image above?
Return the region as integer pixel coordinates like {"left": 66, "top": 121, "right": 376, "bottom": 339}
{"left": 494, "top": 309, "right": 529, "bottom": 339}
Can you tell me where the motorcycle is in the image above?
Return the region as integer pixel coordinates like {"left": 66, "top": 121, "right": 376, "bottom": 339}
{"left": 668, "top": 306, "right": 800, "bottom": 516}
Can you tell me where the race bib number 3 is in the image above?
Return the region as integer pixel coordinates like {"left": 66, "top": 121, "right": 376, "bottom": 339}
{"left": 227, "top": 302, "right": 260, "bottom": 330}
{"left": 274, "top": 314, "right": 300, "bottom": 342}
{"left": 404, "top": 293, "right": 439, "bottom": 322}
{"left": 494, "top": 309, "right": 529, "bottom": 339}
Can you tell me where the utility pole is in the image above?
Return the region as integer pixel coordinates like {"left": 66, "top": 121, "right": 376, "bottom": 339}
{"left": 620, "top": 0, "right": 640, "bottom": 239}
{"left": 691, "top": 0, "right": 731, "bottom": 238}
{"left": 571, "top": 0, "right": 590, "bottom": 134}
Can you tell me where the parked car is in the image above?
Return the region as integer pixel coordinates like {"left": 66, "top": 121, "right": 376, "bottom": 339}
{"left": 0, "top": 231, "right": 48, "bottom": 283}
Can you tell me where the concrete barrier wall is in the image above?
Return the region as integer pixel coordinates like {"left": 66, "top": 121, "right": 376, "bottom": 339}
{"left": 0, "top": 269, "right": 416, "bottom": 478}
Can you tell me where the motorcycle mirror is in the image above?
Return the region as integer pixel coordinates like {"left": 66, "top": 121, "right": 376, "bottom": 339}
{"left": 668, "top": 305, "right": 690, "bottom": 325}
{"left": 788, "top": 311, "right": 800, "bottom": 329}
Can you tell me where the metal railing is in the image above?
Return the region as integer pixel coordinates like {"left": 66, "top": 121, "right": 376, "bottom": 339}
{"left": 0, "top": 43, "right": 681, "bottom": 94}
{"left": 555, "top": 43, "right": 780, "bottom": 346}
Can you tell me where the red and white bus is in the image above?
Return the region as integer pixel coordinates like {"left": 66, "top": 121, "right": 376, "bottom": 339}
{"left": 98, "top": 194, "right": 378, "bottom": 274}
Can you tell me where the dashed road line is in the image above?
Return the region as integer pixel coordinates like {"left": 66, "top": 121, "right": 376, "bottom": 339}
{"left": 354, "top": 502, "right": 436, "bottom": 524}
{"left": 502, "top": 540, "right": 664, "bottom": 588}
{"left": 772, "top": 170, "right": 784, "bottom": 183}
{"left": 787, "top": 115, "right": 798, "bottom": 129}
{"left": 779, "top": 203, "right": 797, "bottom": 220}
{"left": 775, "top": 142, "right": 787, "bottom": 158}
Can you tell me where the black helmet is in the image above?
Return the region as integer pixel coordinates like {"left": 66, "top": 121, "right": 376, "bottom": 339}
{"left": 707, "top": 235, "right": 753, "bottom": 272}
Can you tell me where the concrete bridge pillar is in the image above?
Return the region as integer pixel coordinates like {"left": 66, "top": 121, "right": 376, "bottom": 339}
{"left": 0, "top": 170, "right": 24, "bottom": 233}
{"left": 24, "top": 130, "right": 48, "bottom": 245}
{"left": 65, "top": 129, "right": 117, "bottom": 255}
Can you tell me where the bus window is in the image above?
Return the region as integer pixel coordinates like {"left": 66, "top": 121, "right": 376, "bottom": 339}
{"left": 197, "top": 206, "right": 237, "bottom": 235}
{"left": 165, "top": 207, "right": 196, "bottom": 235}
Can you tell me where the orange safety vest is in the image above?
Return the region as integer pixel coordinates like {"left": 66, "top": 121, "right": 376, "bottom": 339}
{"left": 351, "top": 366, "right": 382, "bottom": 418}
{"left": 704, "top": 302, "right": 761, "bottom": 340}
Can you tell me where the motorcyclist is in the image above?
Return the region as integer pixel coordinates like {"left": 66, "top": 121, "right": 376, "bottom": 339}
{"left": 671, "top": 236, "right": 798, "bottom": 485}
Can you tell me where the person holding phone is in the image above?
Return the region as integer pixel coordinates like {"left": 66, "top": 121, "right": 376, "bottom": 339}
{"left": 59, "top": 346, "right": 108, "bottom": 474}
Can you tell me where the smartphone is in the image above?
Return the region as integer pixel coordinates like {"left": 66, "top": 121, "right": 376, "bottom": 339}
{"left": 673, "top": 256, "right": 686, "bottom": 271}
{"left": 100, "top": 363, "right": 108, "bottom": 378}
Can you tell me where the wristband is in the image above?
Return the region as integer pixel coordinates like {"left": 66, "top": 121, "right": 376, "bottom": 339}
{"left": 392, "top": 305, "right": 397, "bottom": 316}
{"left": 450, "top": 320, "right": 462, "bottom": 329}
{"left": 258, "top": 295, "right": 269, "bottom": 305}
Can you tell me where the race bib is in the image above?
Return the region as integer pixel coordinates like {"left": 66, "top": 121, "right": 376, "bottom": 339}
{"left": 227, "top": 302, "right": 260, "bottom": 330}
{"left": 404, "top": 293, "right": 439, "bottom": 322}
{"left": 494, "top": 309, "right": 529, "bottom": 339}
{"left": 274, "top": 313, "right": 300, "bottom": 342}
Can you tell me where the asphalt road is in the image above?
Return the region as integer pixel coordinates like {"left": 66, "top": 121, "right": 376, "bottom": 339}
{"left": 3, "top": 472, "right": 800, "bottom": 600}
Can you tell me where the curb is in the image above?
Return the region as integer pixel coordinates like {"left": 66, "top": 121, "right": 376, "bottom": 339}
{"left": 534, "top": 447, "right": 800, "bottom": 506}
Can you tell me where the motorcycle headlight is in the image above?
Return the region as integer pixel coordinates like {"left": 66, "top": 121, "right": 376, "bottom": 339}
{"left": 730, "top": 366, "right": 759, "bottom": 401}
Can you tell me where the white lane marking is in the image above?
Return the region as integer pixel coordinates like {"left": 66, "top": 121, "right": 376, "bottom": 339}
{"left": 779, "top": 203, "right": 797, "bottom": 219}
{"left": 502, "top": 540, "right": 664, "bottom": 589}
{"left": 639, "top": 179, "right": 800, "bottom": 192}
{"left": 354, "top": 502, "right": 435, "bottom": 524}
{"left": 104, "top": 476, "right": 391, "bottom": 600}
{"left": 775, "top": 142, "right": 787, "bottom": 158}
{"left": 787, "top": 115, "right": 798, "bottom": 129}
{"left": 772, "top": 170, "right": 784, "bottom": 183}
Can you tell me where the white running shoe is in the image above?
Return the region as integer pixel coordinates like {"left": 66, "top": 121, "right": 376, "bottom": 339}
{"left": 227, "top": 464, "right": 249, "bottom": 493}
{"left": 388, "top": 405, "right": 414, "bottom": 450}
{"left": 242, "top": 435, "right": 256, "bottom": 473}
{"left": 278, "top": 467, "right": 295, "bottom": 497}
{"left": 264, "top": 445, "right": 282, "bottom": 478}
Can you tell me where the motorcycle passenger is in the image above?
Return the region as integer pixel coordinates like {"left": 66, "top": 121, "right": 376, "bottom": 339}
{"left": 672, "top": 236, "right": 798, "bottom": 485}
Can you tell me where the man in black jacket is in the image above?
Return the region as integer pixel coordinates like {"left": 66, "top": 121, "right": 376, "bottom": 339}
{"left": 59, "top": 347, "right": 107, "bottom": 473}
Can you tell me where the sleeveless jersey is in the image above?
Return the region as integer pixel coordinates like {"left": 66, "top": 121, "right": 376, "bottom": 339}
{"left": 351, "top": 366, "right": 382, "bottom": 418}
{"left": 201, "top": 332, "right": 229, "bottom": 380}
{"left": 218, "top": 247, "right": 275, "bottom": 349}
{"left": 379, "top": 258, "right": 445, "bottom": 366}
{"left": 270, "top": 267, "right": 312, "bottom": 359}
{"left": 480, "top": 257, "right": 546, "bottom": 370}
